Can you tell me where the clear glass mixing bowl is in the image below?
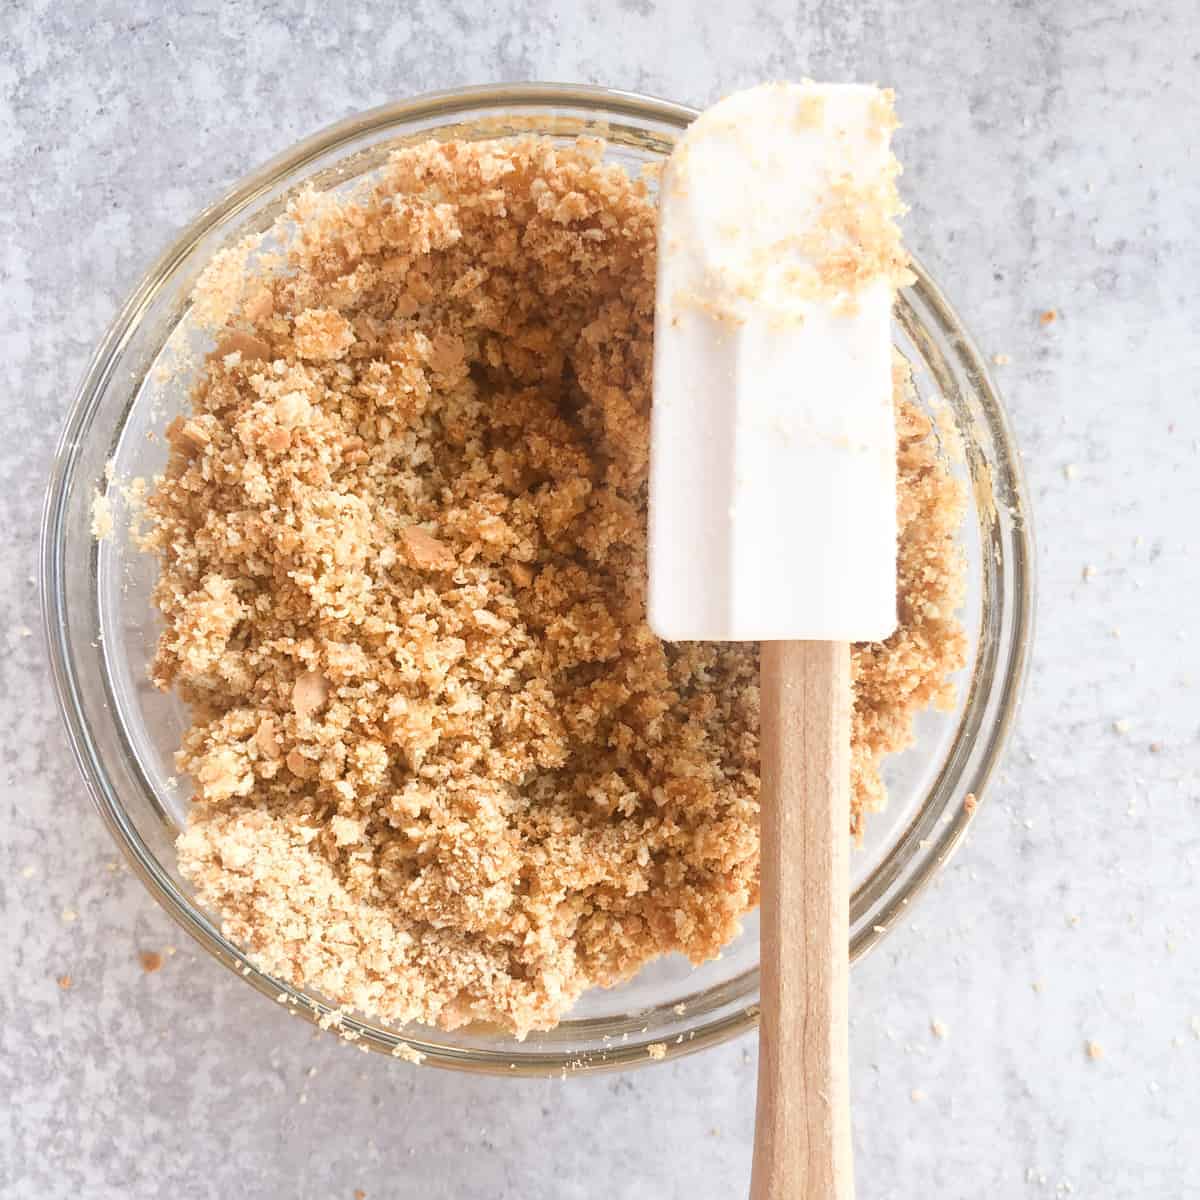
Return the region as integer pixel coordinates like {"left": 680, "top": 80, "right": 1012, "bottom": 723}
{"left": 41, "top": 83, "right": 1034, "bottom": 1075}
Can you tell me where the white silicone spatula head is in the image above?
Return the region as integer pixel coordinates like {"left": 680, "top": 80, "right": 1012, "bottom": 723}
{"left": 649, "top": 81, "right": 908, "bottom": 644}
{"left": 647, "top": 82, "right": 911, "bottom": 1200}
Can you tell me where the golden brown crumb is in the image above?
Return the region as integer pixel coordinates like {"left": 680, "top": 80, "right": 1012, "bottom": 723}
{"left": 646, "top": 1042, "right": 667, "bottom": 1060}
{"left": 146, "top": 138, "right": 966, "bottom": 1037}
{"left": 56, "top": 974, "right": 73, "bottom": 990}
{"left": 139, "top": 950, "right": 164, "bottom": 974}
{"left": 963, "top": 793, "right": 978, "bottom": 815}
{"left": 1085, "top": 1040, "right": 1104, "bottom": 1061}
{"left": 1039, "top": 309, "right": 1058, "bottom": 325}
{"left": 398, "top": 526, "right": 456, "bottom": 571}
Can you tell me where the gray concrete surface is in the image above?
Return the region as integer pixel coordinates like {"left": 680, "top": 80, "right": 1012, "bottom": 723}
{"left": 3, "top": 1, "right": 1199, "bottom": 1196}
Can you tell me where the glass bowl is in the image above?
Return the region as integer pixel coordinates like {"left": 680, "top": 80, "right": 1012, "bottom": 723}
{"left": 41, "top": 83, "right": 1034, "bottom": 1075}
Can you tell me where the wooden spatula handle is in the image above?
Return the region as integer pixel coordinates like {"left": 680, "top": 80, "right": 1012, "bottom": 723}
{"left": 751, "top": 640, "right": 854, "bottom": 1200}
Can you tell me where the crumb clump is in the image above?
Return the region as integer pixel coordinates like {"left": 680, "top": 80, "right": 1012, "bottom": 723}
{"left": 145, "top": 137, "right": 967, "bottom": 1037}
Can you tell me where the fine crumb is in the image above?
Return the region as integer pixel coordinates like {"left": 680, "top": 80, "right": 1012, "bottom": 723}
{"left": 91, "top": 491, "right": 114, "bottom": 540}
{"left": 146, "top": 137, "right": 967, "bottom": 1037}
{"left": 991, "top": 352, "right": 1011, "bottom": 366}
{"left": 963, "top": 792, "right": 977, "bottom": 815}
{"left": 391, "top": 1042, "right": 426, "bottom": 1065}
{"left": 1113, "top": 719, "right": 1131, "bottom": 735}
{"left": 21, "top": 865, "right": 36, "bottom": 879}
{"left": 1063, "top": 463, "right": 1079, "bottom": 481}
{"left": 139, "top": 950, "right": 165, "bottom": 973}
{"left": 1085, "top": 1040, "right": 1104, "bottom": 1061}
{"left": 1082, "top": 564, "right": 1096, "bottom": 582}
{"left": 910, "top": 1088, "right": 926, "bottom": 1103}
{"left": 930, "top": 1019, "right": 948, "bottom": 1040}
{"left": 1039, "top": 309, "right": 1058, "bottom": 325}
{"left": 646, "top": 1043, "right": 667, "bottom": 1061}
{"left": 673, "top": 1002, "right": 688, "bottom": 1016}
{"left": 61, "top": 908, "right": 78, "bottom": 923}
{"left": 57, "top": 974, "right": 73, "bottom": 990}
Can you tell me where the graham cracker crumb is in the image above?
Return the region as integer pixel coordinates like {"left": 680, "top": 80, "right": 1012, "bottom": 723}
{"left": 399, "top": 526, "right": 456, "bottom": 571}
{"left": 57, "top": 974, "right": 73, "bottom": 990}
{"left": 1039, "top": 309, "right": 1058, "bottom": 325}
{"left": 646, "top": 1042, "right": 667, "bottom": 1060}
{"left": 1085, "top": 1040, "right": 1104, "bottom": 1061}
{"left": 145, "top": 137, "right": 966, "bottom": 1037}
{"left": 139, "top": 950, "right": 164, "bottom": 973}
{"left": 391, "top": 1042, "right": 426, "bottom": 1065}
{"left": 91, "top": 492, "right": 113, "bottom": 540}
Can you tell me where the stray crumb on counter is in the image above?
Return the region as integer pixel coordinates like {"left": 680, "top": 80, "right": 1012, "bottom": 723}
{"left": 646, "top": 1043, "right": 667, "bottom": 1061}
{"left": 56, "top": 974, "right": 73, "bottom": 990}
{"left": 1039, "top": 309, "right": 1058, "bottom": 325}
{"left": 930, "top": 1019, "right": 948, "bottom": 1040}
{"left": 139, "top": 950, "right": 164, "bottom": 973}
{"left": 1085, "top": 1040, "right": 1104, "bottom": 1061}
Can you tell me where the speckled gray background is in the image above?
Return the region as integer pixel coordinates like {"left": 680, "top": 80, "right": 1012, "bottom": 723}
{"left": 4, "top": 1, "right": 1199, "bottom": 1196}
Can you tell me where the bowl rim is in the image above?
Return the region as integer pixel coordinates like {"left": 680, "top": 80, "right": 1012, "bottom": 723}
{"left": 40, "top": 81, "right": 1036, "bottom": 1076}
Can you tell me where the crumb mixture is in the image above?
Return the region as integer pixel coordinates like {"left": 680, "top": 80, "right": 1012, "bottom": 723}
{"left": 144, "top": 137, "right": 966, "bottom": 1037}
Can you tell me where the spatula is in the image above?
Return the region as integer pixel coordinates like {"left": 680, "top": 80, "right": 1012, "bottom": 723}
{"left": 648, "top": 82, "right": 907, "bottom": 1200}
